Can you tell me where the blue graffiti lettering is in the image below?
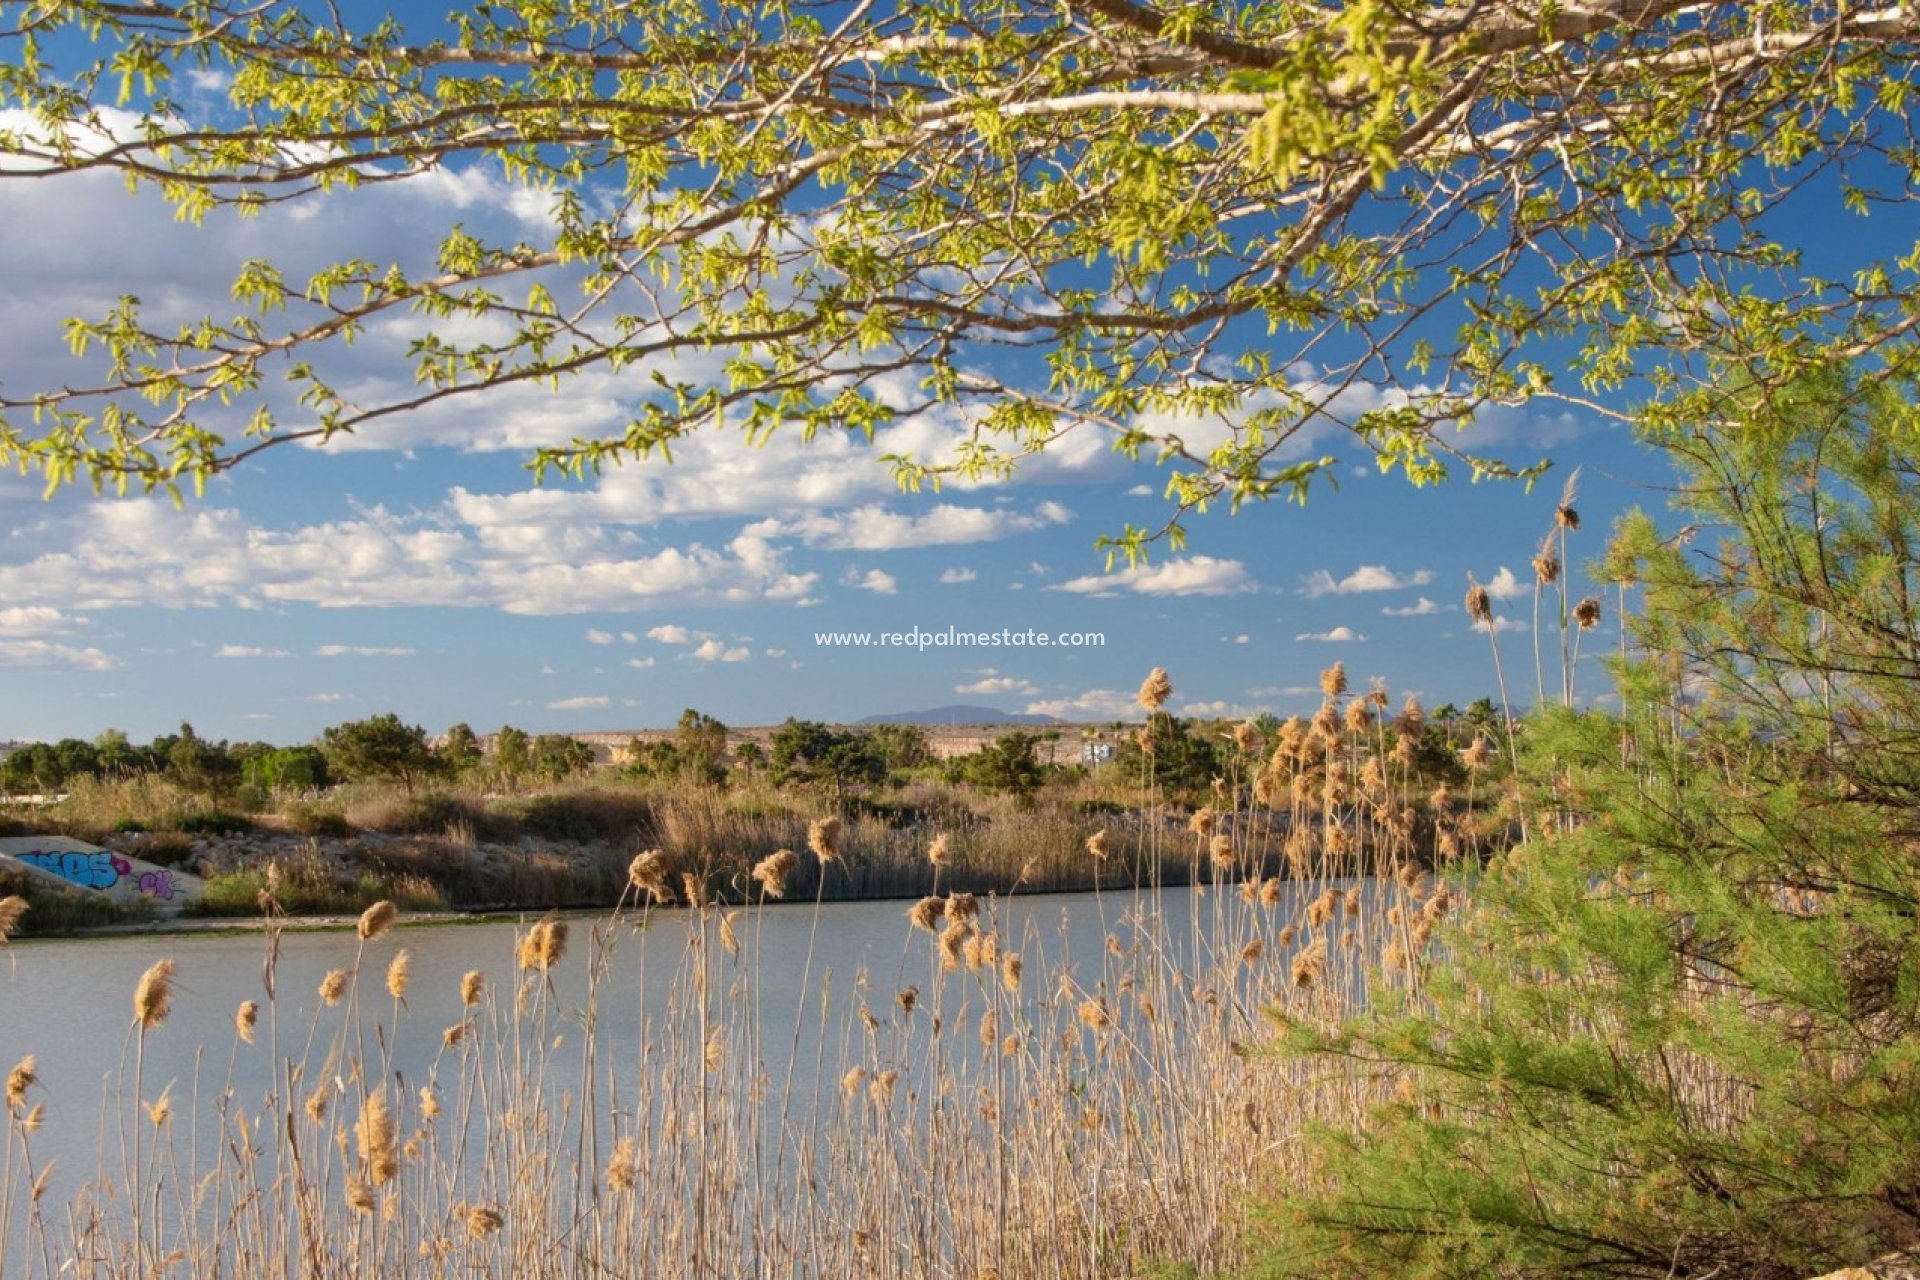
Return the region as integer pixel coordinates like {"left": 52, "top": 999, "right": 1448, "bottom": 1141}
{"left": 16, "top": 849, "right": 122, "bottom": 891}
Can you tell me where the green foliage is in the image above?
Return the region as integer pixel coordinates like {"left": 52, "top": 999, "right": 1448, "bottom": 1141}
{"left": 493, "top": 725, "right": 531, "bottom": 783}
{"left": 243, "top": 745, "right": 330, "bottom": 792}
{"left": 1265, "top": 376, "right": 1920, "bottom": 1279}
{"left": 958, "top": 731, "right": 1048, "bottom": 800}
{"left": 768, "top": 719, "right": 887, "bottom": 795}
{"left": 5, "top": 3, "right": 1917, "bottom": 540}
{"left": 322, "top": 713, "right": 440, "bottom": 793}
{"left": 1114, "top": 714, "right": 1222, "bottom": 802}
{"left": 439, "top": 723, "right": 483, "bottom": 774}
{"left": 527, "top": 733, "right": 595, "bottom": 782}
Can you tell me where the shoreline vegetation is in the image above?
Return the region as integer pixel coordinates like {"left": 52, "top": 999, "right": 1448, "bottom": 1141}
{"left": 0, "top": 705, "right": 1499, "bottom": 936}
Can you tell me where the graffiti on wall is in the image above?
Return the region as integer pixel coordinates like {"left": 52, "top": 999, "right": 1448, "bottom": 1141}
{"left": 12, "top": 849, "right": 181, "bottom": 901}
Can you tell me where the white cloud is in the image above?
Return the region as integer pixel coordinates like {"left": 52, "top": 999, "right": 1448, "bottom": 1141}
{"left": 624, "top": 657, "right": 656, "bottom": 670}
{"left": 1301, "top": 565, "right": 1434, "bottom": 597}
{"left": 745, "top": 501, "right": 1070, "bottom": 551}
{"left": 1023, "top": 689, "right": 1139, "bottom": 721}
{"left": 1382, "top": 597, "right": 1444, "bottom": 617}
{"left": 620, "top": 631, "right": 638, "bottom": 644}
{"left": 1471, "top": 617, "right": 1529, "bottom": 634}
{"left": 217, "top": 644, "right": 289, "bottom": 658}
{"left": 956, "top": 675, "right": 1039, "bottom": 696}
{"left": 547, "top": 695, "right": 612, "bottom": 710}
{"left": 239, "top": 712, "right": 274, "bottom": 722}
{"left": 303, "top": 693, "right": 347, "bottom": 703}
{"left": 1052, "top": 555, "right": 1257, "bottom": 598}
{"left": 1225, "top": 634, "right": 1251, "bottom": 644}
{"left": 0, "top": 606, "right": 79, "bottom": 636}
{"left": 317, "top": 644, "right": 416, "bottom": 657}
{"left": 1180, "top": 700, "right": 1259, "bottom": 719}
{"left": 0, "top": 639, "right": 119, "bottom": 671}
{"left": 1484, "top": 567, "right": 1529, "bottom": 600}
{"left": 1295, "top": 626, "right": 1365, "bottom": 643}
{"left": 647, "top": 624, "right": 699, "bottom": 644}
{"left": 690, "top": 638, "right": 751, "bottom": 662}
{"left": 585, "top": 628, "right": 616, "bottom": 645}
{"left": 939, "top": 567, "right": 978, "bottom": 584}
{"left": 846, "top": 568, "right": 898, "bottom": 595}
{"left": 1126, "top": 484, "right": 1154, "bottom": 497}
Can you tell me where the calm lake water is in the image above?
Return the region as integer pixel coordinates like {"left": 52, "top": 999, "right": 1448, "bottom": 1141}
{"left": 0, "top": 884, "right": 1268, "bottom": 1172}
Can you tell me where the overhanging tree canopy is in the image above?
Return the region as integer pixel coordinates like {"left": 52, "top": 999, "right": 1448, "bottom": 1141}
{"left": 2, "top": 0, "right": 1917, "bottom": 554}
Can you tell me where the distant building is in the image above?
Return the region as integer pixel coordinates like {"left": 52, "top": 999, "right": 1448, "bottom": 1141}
{"left": 1081, "top": 742, "right": 1114, "bottom": 764}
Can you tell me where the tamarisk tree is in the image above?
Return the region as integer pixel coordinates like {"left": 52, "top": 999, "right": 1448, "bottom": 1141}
{"left": 2, "top": 0, "right": 1918, "bottom": 553}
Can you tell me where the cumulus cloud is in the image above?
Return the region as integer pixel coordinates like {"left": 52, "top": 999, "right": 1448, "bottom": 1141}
{"left": 1126, "top": 484, "right": 1154, "bottom": 497}
{"left": 1180, "top": 700, "right": 1259, "bottom": 719}
{"left": 1023, "top": 689, "right": 1139, "bottom": 720}
{"left": 1382, "top": 597, "right": 1444, "bottom": 617}
{"left": 317, "top": 644, "right": 416, "bottom": 657}
{"left": 939, "top": 567, "right": 977, "bottom": 584}
{"left": 1301, "top": 565, "right": 1434, "bottom": 597}
{"left": 1295, "top": 626, "right": 1365, "bottom": 643}
{"left": 845, "top": 568, "right": 898, "bottom": 595}
{"left": 547, "top": 695, "right": 612, "bottom": 710}
{"left": 956, "top": 674, "right": 1039, "bottom": 697}
{"left": 1483, "top": 567, "right": 1529, "bottom": 600}
{"left": 1052, "top": 555, "right": 1257, "bottom": 598}
{"left": 1472, "top": 617, "right": 1529, "bottom": 634}
{"left": 690, "top": 639, "right": 751, "bottom": 662}
{"left": 745, "top": 501, "right": 1070, "bottom": 551}
{"left": 217, "top": 645, "right": 290, "bottom": 658}
{"left": 0, "top": 639, "right": 120, "bottom": 671}
{"left": 585, "top": 628, "right": 616, "bottom": 645}
{"left": 624, "top": 657, "right": 656, "bottom": 670}
{"left": 647, "top": 624, "right": 698, "bottom": 644}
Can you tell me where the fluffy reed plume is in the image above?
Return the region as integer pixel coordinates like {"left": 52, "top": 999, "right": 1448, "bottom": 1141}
{"left": 1574, "top": 596, "right": 1602, "bottom": 629}
{"left": 1233, "top": 719, "right": 1259, "bottom": 751}
{"left": 1465, "top": 579, "right": 1493, "bottom": 624}
{"left": 680, "top": 873, "right": 708, "bottom": 909}
{"left": 1208, "top": 835, "right": 1235, "bottom": 870}
{"left": 357, "top": 1090, "right": 399, "bottom": 1186}
{"left": 0, "top": 895, "right": 27, "bottom": 943}
{"left": 1307, "top": 890, "right": 1338, "bottom": 927}
{"left": 305, "top": 1084, "right": 329, "bottom": 1122}
{"left": 719, "top": 909, "right": 741, "bottom": 958}
{"left": 1462, "top": 736, "right": 1493, "bottom": 770}
{"left": 6, "top": 1055, "right": 34, "bottom": 1113}
{"left": 133, "top": 958, "right": 177, "bottom": 1030}
{"left": 1556, "top": 466, "right": 1582, "bottom": 528}
{"left": 927, "top": 832, "right": 951, "bottom": 867}
{"left": 907, "top": 896, "right": 946, "bottom": 931}
{"left": 318, "top": 969, "right": 350, "bottom": 1006}
{"left": 420, "top": 1086, "right": 441, "bottom": 1120}
{"left": 1077, "top": 997, "right": 1113, "bottom": 1032}
{"left": 235, "top": 1000, "right": 258, "bottom": 1044}
{"left": 1531, "top": 539, "right": 1562, "bottom": 585}
{"left": 517, "top": 919, "right": 568, "bottom": 972}
{"left": 1241, "top": 939, "right": 1266, "bottom": 964}
{"left": 345, "top": 1176, "right": 375, "bottom": 1214}
{"left": 938, "top": 920, "right": 974, "bottom": 970}
{"left": 1260, "top": 878, "right": 1283, "bottom": 907}
{"left": 807, "top": 816, "right": 842, "bottom": 863}
{"left": 628, "top": 850, "right": 673, "bottom": 903}
{"left": 1344, "top": 698, "right": 1372, "bottom": 734}
{"left": 1187, "top": 808, "right": 1216, "bottom": 838}
{"left": 145, "top": 1090, "right": 173, "bottom": 1128}
{"left": 897, "top": 986, "right": 918, "bottom": 1015}
{"left": 840, "top": 1067, "right": 867, "bottom": 1097}
{"left": 740, "top": 850, "right": 795, "bottom": 902}
{"left": 979, "top": 1007, "right": 1000, "bottom": 1049}
{"left": 1085, "top": 829, "right": 1111, "bottom": 860}
{"left": 1291, "top": 938, "right": 1329, "bottom": 989}
{"left": 1279, "top": 924, "right": 1298, "bottom": 947}
{"left": 386, "top": 951, "right": 412, "bottom": 1001}
{"left": 467, "top": 1206, "right": 503, "bottom": 1239}
{"left": 1136, "top": 666, "right": 1172, "bottom": 711}
{"left": 357, "top": 900, "right": 398, "bottom": 942}
{"left": 1001, "top": 952, "right": 1023, "bottom": 993}
{"left": 606, "top": 1138, "right": 638, "bottom": 1192}
{"left": 1344, "top": 886, "right": 1363, "bottom": 916}
{"left": 1320, "top": 662, "right": 1348, "bottom": 699}
{"left": 460, "top": 970, "right": 485, "bottom": 1007}
{"left": 442, "top": 1022, "right": 468, "bottom": 1049}
{"left": 704, "top": 1033, "right": 724, "bottom": 1072}
{"left": 1311, "top": 702, "right": 1342, "bottom": 743}
{"left": 945, "top": 891, "right": 980, "bottom": 924}
{"left": 963, "top": 930, "right": 999, "bottom": 972}
{"left": 869, "top": 1070, "right": 899, "bottom": 1104}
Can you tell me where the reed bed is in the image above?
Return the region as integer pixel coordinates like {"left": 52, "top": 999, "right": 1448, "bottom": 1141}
{"left": 0, "top": 668, "right": 1497, "bottom": 1279}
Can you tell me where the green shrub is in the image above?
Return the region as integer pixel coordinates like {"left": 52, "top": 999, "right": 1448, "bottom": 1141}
{"left": 173, "top": 810, "right": 253, "bottom": 836}
{"left": 285, "top": 804, "right": 353, "bottom": 837}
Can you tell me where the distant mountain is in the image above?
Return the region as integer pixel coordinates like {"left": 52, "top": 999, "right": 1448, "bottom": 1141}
{"left": 858, "top": 705, "right": 1061, "bottom": 726}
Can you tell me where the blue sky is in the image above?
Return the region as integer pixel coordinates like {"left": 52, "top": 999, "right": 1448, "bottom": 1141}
{"left": 0, "top": 84, "right": 1684, "bottom": 745}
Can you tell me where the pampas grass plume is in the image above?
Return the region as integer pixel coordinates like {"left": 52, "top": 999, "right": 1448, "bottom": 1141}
{"left": 133, "top": 958, "right": 177, "bottom": 1030}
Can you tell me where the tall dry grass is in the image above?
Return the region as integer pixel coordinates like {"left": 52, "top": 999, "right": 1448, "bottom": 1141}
{"left": 0, "top": 669, "right": 1496, "bottom": 1279}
